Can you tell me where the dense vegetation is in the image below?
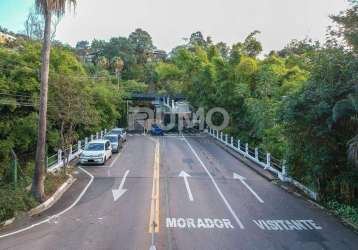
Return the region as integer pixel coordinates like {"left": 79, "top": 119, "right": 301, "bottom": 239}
{"left": 0, "top": 32, "right": 147, "bottom": 220}
{"left": 0, "top": 1, "right": 357, "bottom": 221}
{"left": 151, "top": 3, "right": 358, "bottom": 206}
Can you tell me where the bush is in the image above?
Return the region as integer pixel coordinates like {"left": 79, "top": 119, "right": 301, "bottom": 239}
{"left": 0, "top": 185, "right": 38, "bottom": 222}
{"left": 326, "top": 200, "right": 358, "bottom": 226}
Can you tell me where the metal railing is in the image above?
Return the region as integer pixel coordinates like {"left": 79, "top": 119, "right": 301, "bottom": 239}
{"left": 46, "top": 128, "right": 110, "bottom": 172}
{"left": 207, "top": 128, "right": 318, "bottom": 200}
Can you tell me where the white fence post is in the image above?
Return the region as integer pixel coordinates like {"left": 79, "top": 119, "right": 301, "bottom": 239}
{"left": 220, "top": 132, "right": 223, "bottom": 141}
{"left": 104, "top": 128, "right": 107, "bottom": 134}
{"left": 245, "top": 143, "right": 249, "bottom": 156}
{"left": 69, "top": 145, "right": 73, "bottom": 158}
{"left": 78, "top": 141, "right": 82, "bottom": 151}
{"left": 255, "top": 148, "right": 259, "bottom": 160}
{"left": 225, "top": 134, "right": 228, "bottom": 145}
{"left": 90, "top": 134, "right": 94, "bottom": 141}
{"left": 57, "top": 149, "right": 62, "bottom": 165}
{"left": 96, "top": 132, "right": 99, "bottom": 139}
{"left": 85, "top": 137, "right": 88, "bottom": 146}
{"left": 237, "top": 139, "right": 240, "bottom": 150}
{"left": 101, "top": 131, "right": 104, "bottom": 139}
{"left": 231, "top": 136, "right": 234, "bottom": 146}
{"left": 266, "top": 153, "right": 271, "bottom": 169}
{"left": 279, "top": 160, "right": 289, "bottom": 182}
{"left": 282, "top": 160, "right": 287, "bottom": 177}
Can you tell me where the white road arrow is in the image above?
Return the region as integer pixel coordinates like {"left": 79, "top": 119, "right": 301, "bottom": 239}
{"left": 233, "top": 173, "right": 264, "bottom": 203}
{"left": 112, "top": 170, "right": 130, "bottom": 201}
{"left": 179, "top": 171, "right": 194, "bottom": 202}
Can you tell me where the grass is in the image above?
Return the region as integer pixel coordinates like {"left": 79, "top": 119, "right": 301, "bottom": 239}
{"left": 326, "top": 200, "right": 358, "bottom": 227}
{"left": 44, "top": 171, "right": 68, "bottom": 197}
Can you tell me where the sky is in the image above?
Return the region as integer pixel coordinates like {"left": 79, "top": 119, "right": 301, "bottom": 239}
{"left": 0, "top": 0, "right": 349, "bottom": 53}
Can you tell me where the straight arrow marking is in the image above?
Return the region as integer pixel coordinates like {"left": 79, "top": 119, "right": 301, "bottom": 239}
{"left": 112, "top": 169, "right": 130, "bottom": 201}
{"left": 233, "top": 173, "right": 264, "bottom": 203}
{"left": 179, "top": 171, "right": 194, "bottom": 202}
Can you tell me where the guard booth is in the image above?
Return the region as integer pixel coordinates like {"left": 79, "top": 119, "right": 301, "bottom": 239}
{"left": 125, "top": 93, "right": 189, "bottom": 133}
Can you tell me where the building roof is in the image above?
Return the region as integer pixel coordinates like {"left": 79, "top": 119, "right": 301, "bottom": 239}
{"left": 0, "top": 32, "right": 16, "bottom": 40}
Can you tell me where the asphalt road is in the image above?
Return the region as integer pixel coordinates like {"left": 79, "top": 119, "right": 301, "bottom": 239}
{"left": 0, "top": 134, "right": 358, "bottom": 250}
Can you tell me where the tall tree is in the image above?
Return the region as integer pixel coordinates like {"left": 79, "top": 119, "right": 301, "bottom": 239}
{"left": 32, "top": 0, "right": 77, "bottom": 202}
{"left": 128, "top": 28, "right": 154, "bottom": 64}
{"left": 189, "top": 31, "right": 207, "bottom": 48}
{"left": 48, "top": 76, "right": 94, "bottom": 171}
{"left": 330, "top": 0, "right": 358, "bottom": 52}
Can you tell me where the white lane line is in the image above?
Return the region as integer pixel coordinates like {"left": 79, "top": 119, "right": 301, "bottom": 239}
{"left": 0, "top": 167, "right": 94, "bottom": 239}
{"left": 108, "top": 152, "right": 121, "bottom": 168}
{"left": 233, "top": 173, "right": 264, "bottom": 203}
{"left": 182, "top": 136, "right": 245, "bottom": 229}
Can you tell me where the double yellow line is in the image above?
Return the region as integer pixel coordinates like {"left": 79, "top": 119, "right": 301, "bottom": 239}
{"left": 149, "top": 139, "right": 160, "bottom": 233}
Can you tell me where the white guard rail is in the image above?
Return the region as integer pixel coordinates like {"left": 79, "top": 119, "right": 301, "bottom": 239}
{"left": 47, "top": 128, "right": 110, "bottom": 172}
{"left": 207, "top": 128, "right": 318, "bottom": 200}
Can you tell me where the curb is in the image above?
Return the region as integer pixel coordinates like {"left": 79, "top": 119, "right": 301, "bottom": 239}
{"left": 342, "top": 219, "right": 358, "bottom": 232}
{"left": 0, "top": 218, "right": 15, "bottom": 228}
{"left": 29, "top": 175, "right": 76, "bottom": 216}
{"left": 275, "top": 182, "right": 358, "bottom": 234}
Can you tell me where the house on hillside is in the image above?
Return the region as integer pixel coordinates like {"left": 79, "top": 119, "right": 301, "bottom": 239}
{"left": 0, "top": 32, "right": 16, "bottom": 44}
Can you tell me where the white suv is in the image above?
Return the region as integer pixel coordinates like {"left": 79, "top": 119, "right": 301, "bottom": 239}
{"left": 80, "top": 140, "right": 112, "bottom": 165}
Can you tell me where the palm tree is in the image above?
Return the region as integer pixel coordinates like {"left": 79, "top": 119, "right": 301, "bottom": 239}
{"left": 32, "top": 0, "right": 77, "bottom": 202}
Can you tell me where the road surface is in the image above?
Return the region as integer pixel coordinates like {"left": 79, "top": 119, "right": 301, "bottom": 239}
{"left": 0, "top": 134, "right": 357, "bottom": 250}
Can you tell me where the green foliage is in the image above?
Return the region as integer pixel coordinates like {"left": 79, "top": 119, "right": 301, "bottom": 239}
{"left": 156, "top": 23, "right": 357, "bottom": 206}
{"left": 235, "top": 57, "right": 257, "bottom": 78}
{"left": 121, "top": 80, "right": 148, "bottom": 94}
{"left": 0, "top": 39, "right": 131, "bottom": 184}
{"left": 0, "top": 184, "right": 38, "bottom": 221}
{"left": 330, "top": 1, "right": 358, "bottom": 52}
{"left": 326, "top": 200, "right": 358, "bottom": 226}
{"left": 281, "top": 47, "right": 358, "bottom": 198}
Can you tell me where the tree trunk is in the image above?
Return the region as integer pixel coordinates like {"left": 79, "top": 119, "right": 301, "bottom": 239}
{"left": 32, "top": 9, "right": 52, "bottom": 202}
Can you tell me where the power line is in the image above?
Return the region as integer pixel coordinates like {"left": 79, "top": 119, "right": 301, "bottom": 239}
{"left": 0, "top": 65, "right": 119, "bottom": 79}
{"left": 0, "top": 92, "right": 35, "bottom": 98}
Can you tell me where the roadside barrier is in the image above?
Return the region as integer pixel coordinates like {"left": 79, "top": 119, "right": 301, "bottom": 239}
{"left": 47, "top": 128, "right": 110, "bottom": 172}
{"left": 207, "top": 128, "right": 318, "bottom": 200}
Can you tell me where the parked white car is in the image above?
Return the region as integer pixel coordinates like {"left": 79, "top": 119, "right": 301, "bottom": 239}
{"left": 80, "top": 140, "right": 112, "bottom": 165}
{"left": 111, "top": 128, "right": 127, "bottom": 142}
